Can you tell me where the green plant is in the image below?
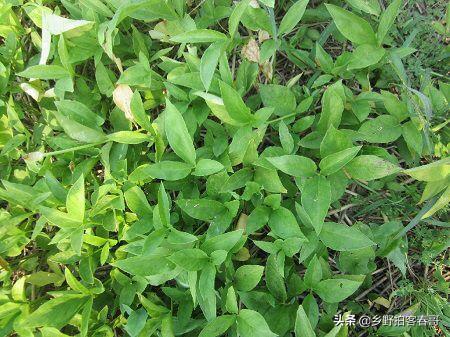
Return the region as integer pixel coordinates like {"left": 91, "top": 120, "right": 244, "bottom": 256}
{"left": 0, "top": 1, "right": 448, "bottom": 337}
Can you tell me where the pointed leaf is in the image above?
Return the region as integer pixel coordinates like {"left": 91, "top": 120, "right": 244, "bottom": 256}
{"left": 325, "top": 4, "right": 377, "bottom": 45}
{"left": 279, "top": 0, "right": 309, "bottom": 36}
{"left": 165, "top": 99, "right": 196, "bottom": 165}
{"left": 66, "top": 174, "right": 85, "bottom": 222}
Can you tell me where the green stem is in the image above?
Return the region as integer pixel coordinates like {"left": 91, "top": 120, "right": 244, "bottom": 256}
{"left": 44, "top": 141, "right": 105, "bottom": 157}
{"left": 267, "top": 7, "right": 278, "bottom": 81}
{"left": 430, "top": 71, "right": 450, "bottom": 80}
{"left": 267, "top": 111, "right": 298, "bottom": 124}
{"left": 267, "top": 7, "right": 278, "bottom": 44}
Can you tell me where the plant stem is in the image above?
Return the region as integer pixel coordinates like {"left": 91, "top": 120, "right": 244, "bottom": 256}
{"left": 44, "top": 141, "right": 105, "bottom": 157}
{"left": 267, "top": 111, "right": 298, "bottom": 124}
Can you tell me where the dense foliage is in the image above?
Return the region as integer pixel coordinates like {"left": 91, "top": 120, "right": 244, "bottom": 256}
{"left": 0, "top": 0, "right": 449, "bottom": 336}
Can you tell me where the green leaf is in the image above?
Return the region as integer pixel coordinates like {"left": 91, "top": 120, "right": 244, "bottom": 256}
{"left": 176, "top": 199, "right": 227, "bottom": 221}
{"left": 66, "top": 174, "right": 85, "bottom": 222}
{"left": 40, "top": 327, "right": 71, "bottom": 337}
{"left": 17, "top": 65, "right": 70, "bottom": 80}
{"left": 345, "top": 155, "right": 401, "bottom": 181}
{"left": 320, "top": 222, "right": 376, "bottom": 251}
{"left": 195, "top": 91, "right": 245, "bottom": 126}
{"left": 254, "top": 166, "right": 287, "bottom": 193}
{"left": 199, "top": 315, "right": 236, "bottom": 337}
{"left": 320, "top": 125, "right": 353, "bottom": 158}
{"left": 325, "top": 4, "right": 377, "bottom": 45}
{"left": 64, "top": 268, "right": 90, "bottom": 294}
{"left": 52, "top": 110, "right": 106, "bottom": 143}
{"left": 55, "top": 100, "right": 104, "bottom": 127}
{"left": 237, "top": 309, "right": 277, "bottom": 337}
{"left": 112, "top": 255, "right": 172, "bottom": 276}
{"left": 419, "top": 179, "right": 448, "bottom": 203}
{"left": 302, "top": 293, "right": 319, "bottom": 329}
{"left": 358, "top": 115, "right": 402, "bottom": 143}
{"left": 315, "top": 43, "right": 334, "bottom": 73}
{"left": 107, "top": 131, "right": 152, "bottom": 144}
{"left": 124, "top": 186, "right": 153, "bottom": 219}
{"left": 226, "top": 286, "right": 239, "bottom": 313}
{"left": 278, "top": 0, "right": 309, "bottom": 36}
{"left": 247, "top": 206, "right": 270, "bottom": 233}
{"left": 266, "top": 155, "right": 317, "bottom": 177}
{"left": 220, "top": 81, "right": 255, "bottom": 123}
{"left": 201, "top": 230, "right": 244, "bottom": 254}
{"left": 402, "top": 120, "right": 423, "bottom": 154}
{"left": 11, "top": 277, "right": 26, "bottom": 302}
{"left": 389, "top": 52, "right": 408, "bottom": 84}
{"left": 219, "top": 52, "right": 233, "bottom": 84}
{"left": 211, "top": 250, "right": 228, "bottom": 266}
{"left": 348, "top": 44, "right": 385, "bottom": 69}
{"left": 168, "top": 249, "right": 209, "bottom": 271}
{"left": 301, "top": 175, "right": 331, "bottom": 234}
{"left": 21, "top": 294, "right": 89, "bottom": 329}
{"left": 229, "top": 0, "right": 251, "bottom": 40}
{"left": 377, "top": 0, "right": 402, "bottom": 45}
{"left": 170, "top": 29, "right": 229, "bottom": 43}
{"left": 282, "top": 237, "right": 303, "bottom": 257}
{"left": 193, "top": 159, "right": 224, "bottom": 176}
{"left": 234, "top": 265, "right": 265, "bottom": 291}
{"left": 346, "top": 0, "right": 381, "bottom": 16}
{"left": 279, "top": 121, "right": 294, "bottom": 154}
{"left": 422, "top": 186, "right": 450, "bottom": 219}
{"left": 26, "top": 271, "right": 64, "bottom": 287}
{"left": 295, "top": 305, "right": 316, "bottom": 337}
{"left": 165, "top": 98, "right": 196, "bottom": 165}
{"left": 315, "top": 277, "right": 364, "bottom": 303}
{"left": 130, "top": 91, "right": 153, "bottom": 131}
{"left": 268, "top": 206, "right": 305, "bottom": 239}
{"left": 118, "top": 63, "right": 152, "bottom": 88}
{"left": 198, "top": 264, "right": 217, "bottom": 321}
{"left": 304, "top": 255, "right": 323, "bottom": 288}
{"left": 260, "top": 84, "right": 297, "bottom": 116}
{"left": 323, "top": 326, "right": 342, "bottom": 337}
{"left": 265, "top": 254, "right": 287, "bottom": 302}
{"left": 40, "top": 206, "right": 81, "bottom": 228}
{"left": 228, "top": 128, "right": 260, "bottom": 165}
{"left": 403, "top": 158, "right": 450, "bottom": 182}
{"left": 129, "top": 161, "right": 192, "bottom": 182}
{"left": 157, "top": 183, "right": 170, "bottom": 227}
{"left": 312, "top": 74, "right": 333, "bottom": 88}
{"left": 381, "top": 91, "right": 408, "bottom": 122}
{"left": 319, "top": 146, "right": 362, "bottom": 175}
{"left": 317, "top": 84, "right": 344, "bottom": 133}
{"left": 200, "top": 42, "right": 224, "bottom": 92}
{"left": 124, "top": 308, "right": 147, "bottom": 337}
{"left": 95, "top": 61, "right": 115, "bottom": 97}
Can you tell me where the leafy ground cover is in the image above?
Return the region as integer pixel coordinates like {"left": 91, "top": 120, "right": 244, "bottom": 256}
{"left": 0, "top": 0, "right": 449, "bottom": 336}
